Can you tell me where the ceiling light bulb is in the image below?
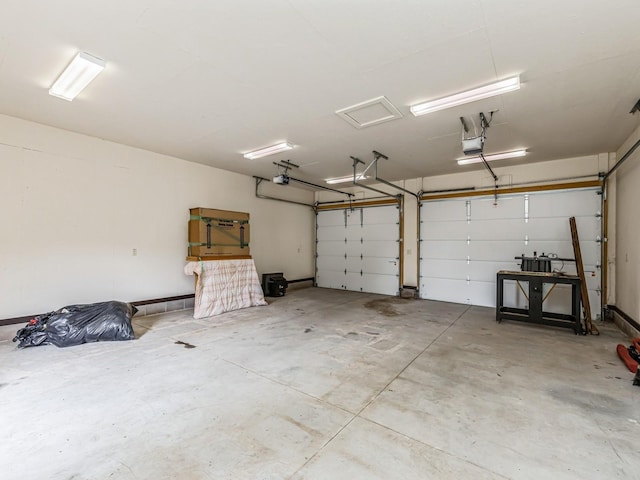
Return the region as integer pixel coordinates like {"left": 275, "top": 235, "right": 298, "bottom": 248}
{"left": 325, "top": 174, "right": 368, "bottom": 184}
{"left": 49, "top": 52, "right": 106, "bottom": 101}
{"left": 457, "top": 149, "right": 527, "bottom": 165}
{"left": 243, "top": 142, "right": 293, "bottom": 160}
{"left": 410, "top": 76, "right": 520, "bottom": 116}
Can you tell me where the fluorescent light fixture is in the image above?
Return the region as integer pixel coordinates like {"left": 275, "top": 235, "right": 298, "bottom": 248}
{"left": 325, "top": 174, "right": 369, "bottom": 185}
{"left": 49, "top": 52, "right": 106, "bottom": 101}
{"left": 243, "top": 142, "right": 293, "bottom": 160}
{"left": 410, "top": 76, "right": 520, "bottom": 116}
{"left": 457, "top": 149, "right": 527, "bottom": 165}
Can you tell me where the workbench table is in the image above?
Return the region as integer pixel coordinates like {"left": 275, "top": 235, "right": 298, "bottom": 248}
{"left": 496, "top": 270, "right": 583, "bottom": 334}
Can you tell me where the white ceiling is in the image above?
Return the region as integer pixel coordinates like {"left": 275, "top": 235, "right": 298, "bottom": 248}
{"left": 1, "top": 0, "right": 640, "bottom": 186}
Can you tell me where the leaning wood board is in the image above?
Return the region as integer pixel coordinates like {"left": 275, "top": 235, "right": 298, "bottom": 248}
{"left": 569, "top": 216, "right": 598, "bottom": 335}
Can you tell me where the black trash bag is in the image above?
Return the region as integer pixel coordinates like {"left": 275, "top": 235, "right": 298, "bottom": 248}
{"left": 13, "top": 301, "right": 137, "bottom": 349}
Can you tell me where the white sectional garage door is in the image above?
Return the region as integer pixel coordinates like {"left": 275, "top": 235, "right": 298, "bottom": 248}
{"left": 316, "top": 204, "right": 400, "bottom": 295}
{"left": 419, "top": 188, "right": 602, "bottom": 318}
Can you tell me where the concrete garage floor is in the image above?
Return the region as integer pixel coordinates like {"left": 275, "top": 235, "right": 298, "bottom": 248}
{"left": 1, "top": 287, "right": 639, "bottom": 480}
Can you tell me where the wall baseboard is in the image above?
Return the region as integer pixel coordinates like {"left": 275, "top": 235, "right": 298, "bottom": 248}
{"left": 607, "top": 305, "right": 640, "bottom": 338}
{"left": 1, "top": 280, "right": 315, "bottom": 326}
{"left": 0, "top": 294, "right": 196, "bottom": 326}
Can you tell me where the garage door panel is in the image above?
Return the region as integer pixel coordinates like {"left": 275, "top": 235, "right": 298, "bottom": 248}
{"left": 525, "top": 218, "right": 571, "bottom": 240}
{"left": 346, "top": 241, "right": 363, "bottom": 256}
{"left": 420, "top": 188, "right": 601, "bottom": 319}
{"left": 530, "top": 190, "right": 599, "bottom": 218}
{"left": 421, "top": 278, "right": 469, "bottom": 303}
{"left": 316, "top": 225, "right": 346, "bottom": 242}
{"left": 422, "top": 259, "right": 468, "bottom": 280}
{"left": 316, "top": 271, "right": 345, "bottom": 290}
{"left": 469, "top": 241, "right": 523, "bottom": 263}
{"left": 499, "top": 281, "right": 529, "bottom": 309}
{"left": 468, "top": 219, "right": 527, "bottom": 240}
{"left": 523, "top": 240, "right": 574, "bottom": 259}
{"left": 363, "top": 206, "right": 399, "bottom": 224}
{"left": 361, "top": 273, "right": 398, "bottom": 296}
{"left": 501, "top": 281, "right": 574, "bottom": 315}
{"left": 421, "top": 201, "right": 467, "bottom": 221}
{"left": 316, "top": 241, "right": 345, "bottom": 256}
{"left": 316, "top": 255, "right": 344, "bottom": 272}
{"left": 344, "top": 272, "right": 363, "bottom": 292}
{"left": 317, "top": 210, "right": 345, "bottom": 226}
{"left": 587, "top": 290, "right": 601, "bottom": 316}
{"left": 572, "top": 216, "right": 600, "bottom": 239}
{"left": 469, "top": 261, "right": 519, "bottom": 282}
{"left": 468, "top": 281, "right": 496, "bottom": 307}
{"left": 345, "top": 209, "right": 363, "bottom": 227}
{"left": 422, "top": 240, "right": 468, "bottom": 260}
{"left": 526, "top": 218, "right": 599, "bottom": 241}
{"left": 578, "top": 242, "right": 601, "bottom": 266}
{"left": 523, "top": 240, "right": 600, "bottom": 266}
{"left": 541, "top": 284, "right": 574, "bottom": 315}
{"left": 361, "top": 224, "right": 399, "bottom": 241}
{"left": 584, "top": 273, "right": 601, "bottom": 292}
{"left": 362, "top": 257, "right": 399, "bottom": 275}
{"left": 317, "top": 205, "right": 399, "bottom": 296}
{"left": 346, "top": 225, "right": 363, "bottom": 241}
{"left": 345, "top": 256, "right": 362, "bottom": 272}
{"left": 471, "top": 196, "right": 523, "bottom": 219}
{"left": 421, "top": 220, "right": 468, "bottom": 240}
{"left": 360, "top": 240, "right": 399, "bottom": 257}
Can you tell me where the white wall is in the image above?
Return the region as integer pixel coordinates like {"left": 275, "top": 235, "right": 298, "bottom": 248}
{"left": 614, "top": 123, "right": 640, "bottom": 321}
{"left": 0, "top": 115, "right": 314, "bottom": 318}
{"left": 316, "top": 155, "right": 605, "bottom": 287}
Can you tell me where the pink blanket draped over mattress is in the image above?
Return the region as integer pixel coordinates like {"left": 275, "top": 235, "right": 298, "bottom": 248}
{"left": 184, "top": 259, "right": 267, "bottom": 319}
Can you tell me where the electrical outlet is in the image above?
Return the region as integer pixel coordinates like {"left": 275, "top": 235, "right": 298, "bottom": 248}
{"left": 132, "top": 248, "right": 137, "bottom": 256}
